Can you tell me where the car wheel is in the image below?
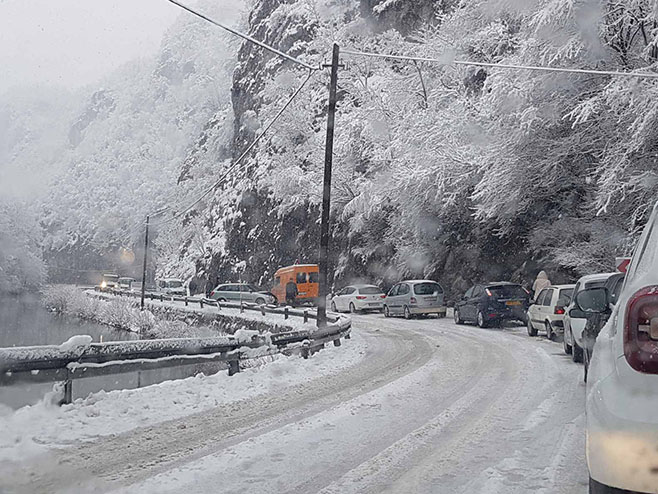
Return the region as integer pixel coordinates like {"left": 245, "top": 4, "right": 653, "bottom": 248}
{"left": 255, "top": 297, "right": 265, "bottom": 306}
{"left": 527, "top": 318, "right": 538, "bottom": 336}
{"left": 384, "top": 305, "right": 390, "bottom": 318}
{"left": 349, "top": 302, "right": 357, "bottom": 313}
{"left": 545, "top": 321, "right": 554, "bottom": 341}
{"left": 477, "top": 311, "right": 488, "bottom": 328}
{"left": 404, "top": 306, "right": 412, "bottom": 320}
{"left": 563, "top": 326, "right": 573, "bottom": 355}
{"left": 218, "top": 297, "right": 227, "bottom": 303}
{"left": 573, "top": 338, "right": 584, "bottom": 363}
{"left": 454, "top": 308, "right": 463, "bottom": 324}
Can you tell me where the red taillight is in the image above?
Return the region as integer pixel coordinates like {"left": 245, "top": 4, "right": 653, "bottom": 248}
{"left": 624, "top": 286, "right": 658, "bottom": 374}
{"left": 485, "top": 288, "right": 492, "bottom": 296}
{"left": 380, "top": 295, "right": 386, "bottom": 299}
{"left": 356, "top": 296, "right": 366, "bottom": 300}
{"left": 554, "top": 306, "right": 565, "bottom": 315}
{"left": 410, "top": 297, "right": 417, "bottom": 304}
{"left": 210, "top": 291, "right": 215, "bottom": 297}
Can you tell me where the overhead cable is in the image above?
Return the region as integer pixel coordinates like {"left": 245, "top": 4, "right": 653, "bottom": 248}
{"left": 165, "top": 0, "right": 317, "bottom": 71}
{"left": 150, "top": 69, "right": 316, "bottom": 228}
{"left": 341, "top": 49, "right": 658, "bottom": 79}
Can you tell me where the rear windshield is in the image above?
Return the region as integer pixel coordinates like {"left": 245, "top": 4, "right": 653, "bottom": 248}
{"left": 359, "top": 286, "right": 383, "bottom": 295}
{"left": 559, "top": 288, "right": 573, "bottom": 302}
{"left": 413, "top": 282, "right": 443, "bottom": 295}
{"left": 488, "top": 285, "right": 527, "bottom": 298}
{"left": 583, "top": 280, "right": 606, "bottom": 290}
{"left": 167, "top": 281, "right": 183, "bottom": 288}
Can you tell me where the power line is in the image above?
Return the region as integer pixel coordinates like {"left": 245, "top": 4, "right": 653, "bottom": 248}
{"left": 150, "top": 69, "right": 316, "bottom": 228}
{"left": 341, "top": 49, "right": 658, "bottom": 79}
{"left": 165, "top": 0, "right": 317, "bottom": 71}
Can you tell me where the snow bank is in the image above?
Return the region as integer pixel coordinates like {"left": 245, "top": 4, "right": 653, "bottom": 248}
{"left": 0, "top": 331, "right": 366, "bottom": 463}
{"left": 58, "top": 335, "right": 92, "bottom": 352}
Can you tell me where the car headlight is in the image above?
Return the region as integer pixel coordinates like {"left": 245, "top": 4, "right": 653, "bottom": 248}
{"left": 101, "top": 281, "right": 107, "bottom": 288}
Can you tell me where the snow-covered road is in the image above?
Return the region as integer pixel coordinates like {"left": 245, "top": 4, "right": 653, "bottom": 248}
{"left": 2, "top": 314, "right": 587, "bottom": 493}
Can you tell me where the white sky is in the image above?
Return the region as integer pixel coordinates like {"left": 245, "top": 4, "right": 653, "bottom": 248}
{"left": 0, "top": 0, "right": 186, "bottom": 94}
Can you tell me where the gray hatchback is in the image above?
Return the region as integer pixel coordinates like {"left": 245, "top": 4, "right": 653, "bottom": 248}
{"left": 384, "top": 280, "right": 446, "bottom": 319}
{"left": 209, "top": 283, "right": 276, "bottom": 305}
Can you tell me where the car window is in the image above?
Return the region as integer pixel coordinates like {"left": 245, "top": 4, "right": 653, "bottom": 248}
{"left": 487, "top": 285, "right": 526, "bottom": 298}
{"left": 296, "top": 272, "right": 307, "bottom": 284}
{"left": 609, "top": 277, "right": 624, "bottom": 305}
{"left": 464, "top": 287, "right": 474, "bottom": 298}
{"left": 559, "top": 288, "right": 573, "bottom": 304}
{"left": 388, "top": 284, "right": 399, "bottom": 296}
{"left": 359, "top": 286, "right": 383, "bottom": 295}
{"left": 542, "top": 289, "right": 554, "bottom": 306}
{"left": 536, "top": 289, "right": 548, "bottom": 305}
{"left": 399, "top": 284, "right": 410, "bottom": 295}
{"left": 584, "top": 280, "right": 606, "bottom": 290}
{"left": 274, "top": 276, "right": 280, "bottom": 286}
{"left": 472, "top": 285, "right": 483, "bottom": 297}
{"left": 345, "top": 287, "right": 356, "bottom": 295}
{"left": 413, "top": 282, "right": 443, "bottom": 295}
{"left": 308, "top": 272, "right": 319, "bottom": 283}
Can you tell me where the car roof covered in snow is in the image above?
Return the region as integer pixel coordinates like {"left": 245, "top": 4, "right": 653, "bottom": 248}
{"left": 402, "top": 279, "right": 442, "bottom": 284}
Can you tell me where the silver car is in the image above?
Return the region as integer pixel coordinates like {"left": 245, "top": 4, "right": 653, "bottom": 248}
{"left": 209, "top": 283, "right": 276, "bottom": 305}
{"left": 384, "top": 280, "right": 446, "bottom": 319}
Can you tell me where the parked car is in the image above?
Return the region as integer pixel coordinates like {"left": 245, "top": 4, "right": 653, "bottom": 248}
{"left": 383, "top": 280, "right": 446, "bottom": 319}
{"left": 270, "top": 264, "right": 319, "bottom": 305}
{"left": 583, "top": 201, "right": 658, "bottom": 494}
{"left": 329, "top": 284, "right": 385, "bottom": 313}
{"left": 454, "top": 282, "right": 530, "bottom": 328}
{"left": 209, "top": 283, "right": 276, "bottom": 305}
{"left": 118, "top": 276, "right": 135, "bottom": 290}
{"left": 581, "top": 272, "right": 625, "bottom": 382}
{"left": 526, "top": 284, "right": 574, "bottom": 340}
{"left": 156, "top": 278, "right": 186, "bottom": 296}
{"left": 562, "top": 272, "right": 617, "bottom": 363}
{"left": 99, "top": 273, "right": 119, "bottom": 290}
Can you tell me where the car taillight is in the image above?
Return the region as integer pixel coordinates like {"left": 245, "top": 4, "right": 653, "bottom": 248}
{"left": 554, "top": 306, "right": 565, "bottom": 315}
{"left": 485, "top": 288, "right": 492, "bottom": 296}
{"left": 380, "top": 295, "right": 386, "bottom": 298}
{"left": 410, "top": 297, "right": 417, "bottom": 304}
{"left": 210, "top": 291, "right": 215, "bottom": 297}
{"left": 624, "top": 286, "right": 658, "bottom": 374}
{"left": 356, "top": 296, "right": 366, "bottom": 300}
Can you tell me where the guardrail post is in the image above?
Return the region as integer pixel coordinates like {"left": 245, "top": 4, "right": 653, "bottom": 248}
{"left": 333, "top": 338, "right": 341, "bottom": 347}
{"left": 304, "top": 310, "right": 309, "bottom": 324}
{"left": 301, "top": 344, "right": 310, "bottom": 359}
{"left": 160, "top": 294, "right": 164, "bottom": 302}
{"left": 185, "top": 297, "right": 188, "bottom": 307}
{"left": 200, "top": 299, "right": 204, "bottom": 309}
{"left": 260, "top": 305, "right": 266, "bottom": 316}
{"left": 228, "top": 360, "right": 240, "bottom": 376}
{"left": 61, "top": 378, "right": 73, "bottom": 405}
{"left": 217, "top": 301, "right": 221, "bottom": 312}
{"left": 345, "top": 333, "right": 351, "bottom": 339}
{"left": 240, "top": 302, "right": 244, "bottom": 314}
{"left": 284, "top": 307, "right": 289, "bottom": 320}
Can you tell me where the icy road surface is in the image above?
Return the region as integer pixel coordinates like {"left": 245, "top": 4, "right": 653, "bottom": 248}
{"left": 2, "top": 314, "right": 587, "bottom": 493}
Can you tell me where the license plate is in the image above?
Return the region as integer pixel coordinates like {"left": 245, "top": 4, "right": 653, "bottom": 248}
{"left": 368, "top": 302, "right": 379, "bottom": 306}
{"left": 506, "top": 300, "right": 521, "bottom": 306}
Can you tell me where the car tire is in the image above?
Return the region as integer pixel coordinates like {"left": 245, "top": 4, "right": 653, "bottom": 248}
{"left": 527, "top": 318, "right": 538, "bottom": 336}
{"left": 545, "top": 321, "right": 554, "bottom": 341}
{"left": 477, "top": 311, "right": 488, "bottom": 328}
{"left": 454, "top": 308, "right": 463, "bottom": 324}
{"left": 255, "top": 297, "right": 265, "bottom": 306}
{"left": 563, "top": 326, "right": 573, "bottom": 355}
{"left": 573, "top": 339, "right": 584, "bottom": 363}
{"left": 384, "top": 305, "right": 390, "bottom": 318}
{"left": 217, "top": 297, "right": 227, "bottom": 303}
{"left": 349, "top": 302, "right": 357, "bottom": 314}
{"left": 404, "top": 306, "right": 412, "bottom": 320}
{"left": 331, "top": 301, "right": 337, "bottom": 312}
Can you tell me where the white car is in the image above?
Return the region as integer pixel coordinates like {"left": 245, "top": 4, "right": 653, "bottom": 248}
{"left": 526, "top": 284, "right": 574, "bottom": 340}
{"left": 563, "top": 272, "right": 617, "bottom": 363}
{"left": 329, "top": 284, "right": 385, "bottom": 313}
{"left": 156, "top": 278, "right": 186, "bottom": 296}
{"left": 584, "top": 201, "right": 658, "bottom": 493}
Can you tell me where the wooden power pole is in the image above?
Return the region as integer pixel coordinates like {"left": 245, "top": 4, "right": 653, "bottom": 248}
{"left": 140, "top": 215, "right": 150, "bottom": 310}
{"left": 317, "top": 43, "right": 340, "bottom": 327}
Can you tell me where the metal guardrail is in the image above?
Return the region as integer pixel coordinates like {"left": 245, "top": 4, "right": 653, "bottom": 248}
{"left": 96, "top": 287, "right": 328, "bottom": 324}
{"left": 0, "top": 292, "right": 351, "bottom": 404}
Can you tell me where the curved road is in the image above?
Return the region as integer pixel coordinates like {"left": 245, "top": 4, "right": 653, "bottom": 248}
{"left": 5, "top": 314, "right": 587, "bottom": 493}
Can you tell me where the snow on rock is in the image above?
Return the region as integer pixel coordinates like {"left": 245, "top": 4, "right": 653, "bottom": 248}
{"left": 58, "top": 335, "right": 93, "bottom": 352}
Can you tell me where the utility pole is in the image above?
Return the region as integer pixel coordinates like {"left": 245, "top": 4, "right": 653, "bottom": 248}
{"left": 317, "top": 43, "right": 340, "bottom": 327}
{"left": 140, "top": 215, "right": 150, "bottom": 310}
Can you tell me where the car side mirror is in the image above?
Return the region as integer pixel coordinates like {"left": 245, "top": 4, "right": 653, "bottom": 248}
{"left": 575, "top": 287, "right": 609, "bottom": 314}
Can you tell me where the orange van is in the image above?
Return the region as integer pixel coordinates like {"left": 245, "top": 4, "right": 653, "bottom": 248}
{"left": 271, "top": 264, "right": 319, "bottom": 305}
